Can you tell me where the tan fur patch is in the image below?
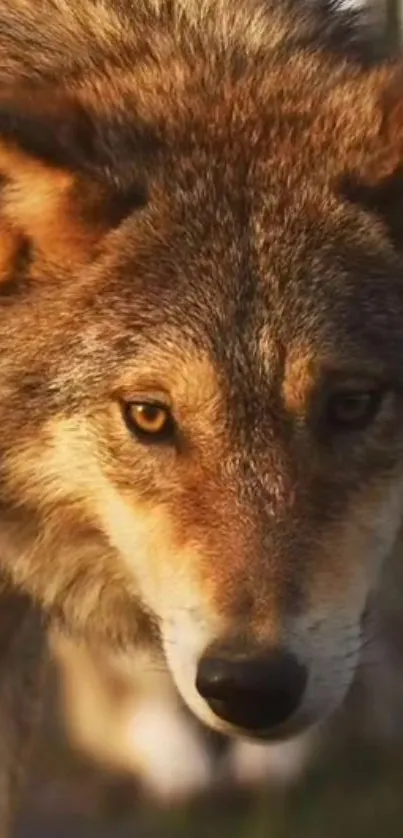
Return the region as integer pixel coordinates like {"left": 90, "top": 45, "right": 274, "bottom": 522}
{"left": 0, "top": 219, "right": 21, "bottom": 283}
{"left": 0, "top": 143, "right": 113, "bottom": 266}
{"left": 282, "top": 350, "right": 318, "bottom": 417}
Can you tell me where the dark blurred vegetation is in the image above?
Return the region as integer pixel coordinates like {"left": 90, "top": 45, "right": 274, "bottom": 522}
{"left": 13, "top": 729, "right": 403, "bottom": 838}
{"left": 370, "top": 0, "right": 402, "bottom": 49}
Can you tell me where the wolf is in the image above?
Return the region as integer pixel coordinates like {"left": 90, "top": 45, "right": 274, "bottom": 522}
{"left": 1, "top": 0, "right": 403, "bottom": 831}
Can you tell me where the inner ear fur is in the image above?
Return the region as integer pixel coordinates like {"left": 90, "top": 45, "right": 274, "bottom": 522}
{"left": 0, "top": 86, "right": 145, "bottom": 271}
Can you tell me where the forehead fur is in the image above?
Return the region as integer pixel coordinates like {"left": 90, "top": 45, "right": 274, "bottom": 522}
{"left": 1, "top": 0, "right": 403, "bottom": 401}
{"left": 0, "top": 0, "right": 394, "bottom": 195}
{"left": 0, "top": 0, "right": 397, "bottom": 181}
{"left": 0, "top": 0, "right": 389, "bottom": 87}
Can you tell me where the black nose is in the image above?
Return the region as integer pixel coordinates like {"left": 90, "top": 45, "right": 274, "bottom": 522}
{"left": 196, "top": 643, "right": 307, "bottom": 733}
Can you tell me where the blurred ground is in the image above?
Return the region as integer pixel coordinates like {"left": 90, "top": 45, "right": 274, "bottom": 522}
{"left": 14, "top": 737, "right": 403, "bottom": 838}
{"left": 12, "top": 671, "right": 403, "bottom": 838}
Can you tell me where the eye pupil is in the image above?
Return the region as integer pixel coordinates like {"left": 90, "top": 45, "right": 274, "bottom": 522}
{"left": 138, "top": 405, "right": 161, "bottom": 424}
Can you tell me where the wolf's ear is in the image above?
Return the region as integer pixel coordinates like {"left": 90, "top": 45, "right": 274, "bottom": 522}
{"left": 0, "top": 87, "right": 145, "bottom": 269}
{"left": 342, "top": 71, "right": 403, "bottom": 249}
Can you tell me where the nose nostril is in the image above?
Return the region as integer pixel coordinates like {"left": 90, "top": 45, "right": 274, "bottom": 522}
{"left": 196, "top": 658, "right": 239, "bottom": 701}
{"left": 196, "top": 647, "right": 307, "bottom": 734}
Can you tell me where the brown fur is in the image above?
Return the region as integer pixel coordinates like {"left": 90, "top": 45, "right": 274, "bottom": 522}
{"left": 1, "top": 0, "right": 403, "bottom": 831}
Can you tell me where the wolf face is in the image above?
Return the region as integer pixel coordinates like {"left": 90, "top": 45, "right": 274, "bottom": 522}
{"left": 1, "top": 0, "right": 403, "bottom": 741}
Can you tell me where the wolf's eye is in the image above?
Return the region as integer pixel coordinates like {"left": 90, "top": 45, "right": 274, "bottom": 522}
{"left": 124, "top": 402, "right": 174, "bottom": 441}
{"left": 324, "top": 389, "right": 383, "bottom": 431}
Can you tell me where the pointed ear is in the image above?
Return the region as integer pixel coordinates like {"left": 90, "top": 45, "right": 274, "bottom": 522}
{"left": 0, "top": 87, "right": 146, "bottom": 271}
{"left": 341, "top": 70, "right": 403, "bottom": 249}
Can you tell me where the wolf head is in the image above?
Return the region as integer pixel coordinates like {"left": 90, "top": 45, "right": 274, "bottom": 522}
{"left": 1, "top": 0, "right": 403, "bottom": 741}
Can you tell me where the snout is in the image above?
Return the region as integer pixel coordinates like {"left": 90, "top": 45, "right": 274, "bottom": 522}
{"left": 195, "top": 641, "right": 307, "bottom": 736}
{"left": 163, "top": 608, "right": 363, "bottom": 742}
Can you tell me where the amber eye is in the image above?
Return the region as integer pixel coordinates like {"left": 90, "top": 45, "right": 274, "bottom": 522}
{"left": 124, "top": 402, "right": 174, "bottom": 441}
{"left": 324, "top": 389, "right": 384, "bottom": 431}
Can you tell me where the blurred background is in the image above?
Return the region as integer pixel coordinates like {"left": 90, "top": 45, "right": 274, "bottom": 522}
{"left": 13, "top": 2, "right": 403, "bottom": 836}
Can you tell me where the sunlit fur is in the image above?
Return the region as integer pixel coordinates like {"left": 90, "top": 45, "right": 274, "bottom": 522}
{"left": 1, "top": 0, "right": 403, "bottom": 831}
